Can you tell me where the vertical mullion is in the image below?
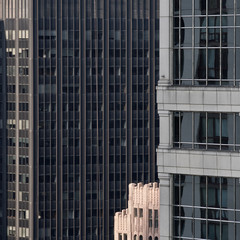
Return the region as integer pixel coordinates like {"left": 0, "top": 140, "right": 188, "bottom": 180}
{"left": 206, "top": 0, "right": 208, "bottom": 86}
{"left": 206, "top": 112, "right": 208, "bottom": 150}
{"left": 192, "top": 0, "right": 194, "bottom": 85}
{"left": 179, "top": 0, "right": 181, "bottom": 85}
{"left": 234, "top": 0, "right": 236, "bottom": 86}
{"left": 179, "top": 112, "right": 181, "bottom": 148}
{"left": 220, "top": 0, "right": 222, "bottom": 86}
{"left": 220, "top": 113, "right": 222, "bottom": 150}
{"left": 192, "top": 112, "right": 194, "bottom": 149}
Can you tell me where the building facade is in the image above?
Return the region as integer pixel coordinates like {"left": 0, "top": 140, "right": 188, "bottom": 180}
{"left": 0, "top": 0, "right": 159, "bottom": 239}
{"left": 114, "top": 182, "right": 160, "bottom": 240}
{"left": 157, "top": 0, "right": 240, "bottom": 239}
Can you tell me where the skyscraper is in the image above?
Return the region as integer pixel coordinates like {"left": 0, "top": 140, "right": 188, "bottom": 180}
{"left": 157, "top": 0, "right": 240, "bottom": 239}
{"left": 0, "top": 0, "right": 159, "bottom": 239}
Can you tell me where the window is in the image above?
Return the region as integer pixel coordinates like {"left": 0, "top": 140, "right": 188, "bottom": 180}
{"left": 19, "top": 174, "right": 29, "bottom": 184}
{"left": 174, "top": 112, "right": 237, "bottom": 150}
{"left": 19, "top": 210, "right": 29, "bottom": 219}
{"left": 19, "top": 103, "right": 29, "bottom": 111}
{"left": 139, "top": 208, "right": 143, "bottom": 217}
{"left": 174, "top": 175, "right": 239, "bottom": 239}
{"left": 8, "top": 155, "right": 16, "bottom": 164}
{"left": 7, "top": 226, "right": 16, "bottom": 236}
{"left": 149, "top": 209, "right": 152, "bottom": 227}
{"left": 154, "top": 210, "right": 158, "bottom": 228}
{"left": 173, "top": 0, "right": 238, "bottom": 86}
{"left": 19, "top": 120, "right": 29, "bottom": 130}
{"left": 134, "top": 208, "right": 138, "bottom": 217}
{"left": 7, "top": 102, "right": 15, "bottom": 111}
{"left": 7, "top": 119, "right": 16, "bottom": 129}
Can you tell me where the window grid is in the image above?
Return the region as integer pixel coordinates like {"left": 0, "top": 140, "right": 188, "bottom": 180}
{"left": 174, "top": 174, "right": 240, "bottom": 239}
{"left": 173, "top": 111, "right": 240, "bottom": 151}
{"left": 173, "top": 0, "right": 240, "bottom": 86}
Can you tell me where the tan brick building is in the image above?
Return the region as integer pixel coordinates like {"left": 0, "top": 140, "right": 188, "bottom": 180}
{"left": 114, "top": 183, "right": 160, "bottom": 240}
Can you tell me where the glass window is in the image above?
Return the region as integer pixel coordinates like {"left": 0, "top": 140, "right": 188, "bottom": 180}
{"left": 174, "top": 175, "right": 240, "bottom": 239}
{"left": 154, "top": 210, "right": 158, "bottom": 228}
{"left": 134, "top": 208, "right": 137, "bottom": 217}
{"left": 175, "top": 112, "right": 237, "bottom": 151}
{"left": 139, "top": 208, "right": 143, "bottom": 217}
{"left": 149, "top": 209, "right": 152, "bottom": 227}
{"left": 180, "top": 112, "right": 192, "bottom": 148}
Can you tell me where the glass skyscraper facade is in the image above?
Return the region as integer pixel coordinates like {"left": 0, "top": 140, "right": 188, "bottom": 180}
{"left": 0, "top": 0, "right": 159, "bottom": 239}
{"left": 157, "top": 0, "right": 240, "bottom": 239}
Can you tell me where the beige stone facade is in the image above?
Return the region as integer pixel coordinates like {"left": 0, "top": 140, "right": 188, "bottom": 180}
{"left": 114, "top": 183, "right": 160, "bottom": 240}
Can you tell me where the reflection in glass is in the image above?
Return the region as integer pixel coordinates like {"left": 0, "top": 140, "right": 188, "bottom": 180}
{"left": 182, "top": 17, "right": 192, "bottom": 27}
{"left": 208, "top": 0, "right": 220, "bottom": 15}
{"left": 195, "top": 17, "right": 206, "bottom": 28}
{"left": 174, "top": 219, "right": 180, "bottom": 237}
{"left": 221, "top": 114, "right": 233, "bottom": 148}
{"left": 236, "top": 115, "right": 240, "bottom": 149}
{"left": 175, "top": 112, "right": 240, "bottom": 150}
{"left": 236, "top": 49, "right": 240, "bottom": 84}
{"left": 194, "top": 0, "right": 206, "bottom": 15}
{"left": 208, "top": 16, "right": 220, "bottom": 27}
{"left": 207, "top": 113, "right": 220, "bottom": 148}
{"left": 182, "top": 28, "right": 192, "bottom": 47}
{"left": 195, "top": 49, "right": 206, "bottom": 82}
{"left": 180, "top": 175, "right": 193, "bottom": 206}
{"left": 195, "top": 220, "right": 207, "bottom": 239}
{"left": 236, "top": 28, "right": 240, "bottom": 48}
{"left": 207, "top": 177, "right": 220, "bottom": 208}
{"left": 223, "top": 0, "right": 234, "bottom": 14}
{"left": 238, "top": 0, "right": 240, "bottom": 13}
{"left": 174, "top": 175, "right": 240, "bottom": 239}
{"left": 180, "top": 112, "right": 192, "bottom": 147}
{"left": 208, "top": 28, "right": 220, "bottom": 46}
{"left": 173, "top": 112, "right": 180, "bottom": 146}
{"left": 174, "top": 0, "right": 180, "bottom": 15}
{"left": 208, "top": 49, "right": 220, "bottom": 84}
{"left": 222, "top": 178, "right": 234, "bottom": 209}
{"left": 181, "top": 0, "right": 192, "bottom": 15}
{"left": 222, "top": 49, "right": 233, "bottom": 85}
{"left": 197, "top": 112, "right": 206, "bottom": 145}
{"left": 181, "top": 218, "right": 193, "bottom": 238}
{"left": 222, "top": 16, "right": 234, "bottom": 27}
{"left": 222, "top": 222, "right": 234, "bottom": 240}
{"left": 208, "top": 221, "right": 220, "bottom": 240}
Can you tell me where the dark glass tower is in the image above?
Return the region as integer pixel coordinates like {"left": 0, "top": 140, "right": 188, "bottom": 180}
{"left": 0, "top": 0, "right": 159, "bottom": 239}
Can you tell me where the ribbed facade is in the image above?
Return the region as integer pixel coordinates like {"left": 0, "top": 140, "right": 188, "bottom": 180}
{"left": 0, "top": 1, "right": 159, "bottom": 239}
{"left": 0, "top": 0, "right": 34, "bottom": 239}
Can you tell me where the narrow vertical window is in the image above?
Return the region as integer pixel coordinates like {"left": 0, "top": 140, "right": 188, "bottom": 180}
{"left": 149, "top": 209, "right": 152, "bottom": 227}
{"left": 154, "top": 210, "right": 158, "bottom": 228}
{"left": 134, "top": 208, "right": 137, "bottom": 217}
{"left": 139, "top": 208, "right": 143, "bottom": 217}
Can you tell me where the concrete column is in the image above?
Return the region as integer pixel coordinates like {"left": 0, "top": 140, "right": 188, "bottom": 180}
{"left": 159, "top": 0, "right": 172, "bottom": 86}
{"left": 158, "top": 110, "right": 172, "bottom": 149}
{"left": 158, "top": 173, "right": 172, "bottom": 240}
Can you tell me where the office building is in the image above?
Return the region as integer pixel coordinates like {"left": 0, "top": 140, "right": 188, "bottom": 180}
{"left": 157, "top": 0, "right": 240, "bottom": 239}
{"left": 114, "top": 182, "right": 160, "bottom": 240}
{"left": 0, "top": 0, "right": 159, "bottom": 239}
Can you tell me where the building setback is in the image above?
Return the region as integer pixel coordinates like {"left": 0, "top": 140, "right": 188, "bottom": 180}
{"left": 0, "top": 0, "right": 159, "bottom": 239}
{"left": 157, "top": 0, "right": 240, "bottom": 239}
{"left": 114, "top": 182, "right": 160, "bottom": 240}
